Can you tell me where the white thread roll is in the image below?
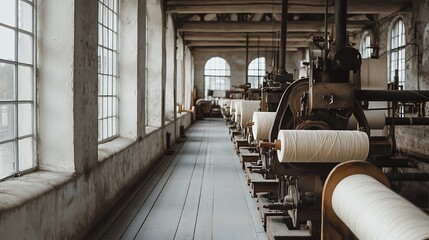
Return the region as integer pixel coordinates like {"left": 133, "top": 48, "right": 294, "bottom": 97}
{"left": 229, "top": 100, "right": 241, "bottom": 115}
{"left": 348, "top": 110, "right": 386, "bottom": 130}
{"left": 276, "top": 130, "right": 369, "bottom": 163}
{"left": 240, "top": 100, "right": 261, "bottom": 126}
{"left": 234, "top": 100, "right": 243, "bottom": 122}
{"left": 252, "top": 112, "right": 276, "bottom": 140}
{"left": 332, "top": 174, "right": 429, "bottom": 240}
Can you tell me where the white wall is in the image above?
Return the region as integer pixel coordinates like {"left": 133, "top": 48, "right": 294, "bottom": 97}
{"left": 0, "top": 1, "right": 193, "bottom": 239}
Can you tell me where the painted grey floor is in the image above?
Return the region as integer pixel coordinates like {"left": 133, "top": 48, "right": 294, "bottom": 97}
{"left": 85, "top": 118, "right": 267, "bottom": 240}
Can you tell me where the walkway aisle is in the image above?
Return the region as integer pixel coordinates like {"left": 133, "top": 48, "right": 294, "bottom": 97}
{"left": 86, "top": 118, "right": 267, "bottom": 240}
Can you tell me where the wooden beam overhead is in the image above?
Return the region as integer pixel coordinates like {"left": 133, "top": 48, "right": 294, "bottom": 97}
{"left": 183, "top": 32, "right": 313, "bottom": 42}
{"left": 177, "top": 21, "right": 369, "bottom": 33}
{"left": 185, "top": 40, "right": 309, "bottom": 48}
{"left": 167, "top": 0, "right": 411, "bottom": 14}
{"left": 191, "top": 46, "right": 299, "bottom": 52}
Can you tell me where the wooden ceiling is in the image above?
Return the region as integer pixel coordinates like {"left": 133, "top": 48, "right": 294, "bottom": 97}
{"left": 167, "top": 0, "right": 413, "bottom": 51}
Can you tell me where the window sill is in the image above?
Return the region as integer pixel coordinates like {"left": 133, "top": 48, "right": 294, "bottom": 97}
{"left": 145, "top": 126, "right": 160, "bottom": 135}
{"left": 0, "top": 171, "right": 74, "bottom": 211}
{"left": 98, "top": 137, "right": 135, "bottom": 162}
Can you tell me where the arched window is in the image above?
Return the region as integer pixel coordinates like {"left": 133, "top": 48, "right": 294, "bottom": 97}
{"left": 360, "top": 32, "right": 372, "bottom": 59}
{"left": 248, "top": 57, "right": 265, "bottom": 88}
{"left": 389, "top": 19, "right": 406, "bottom": 88}
{"left": 204, "top": 57, "right": 231, "bottom": 98}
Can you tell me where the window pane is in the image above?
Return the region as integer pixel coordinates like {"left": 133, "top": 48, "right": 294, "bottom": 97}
{"left": 18, "top": 32, "right": 33, "bottom": 64}
{"left": 0, "top": 0, "right": 16, "bottom": 27}
{"left": 18, "top": 137, "right": 33, "bottom": 170}
{"left": 0, "top": 63, "right": 16, "bottom": 101}
{"left": 18, "top": 65, "right": 32, "bottom": 100}
{"left": 18, "top": 103, "right": 32, "bottom": 137}
{"left": 102, "top": 119, "right": 108, "bottom": 138}
{"left": 0, "top": 104, "right": 16, "bottom": 142}
{"left": 0, "top": 141, "right": 16, "bottom": 179}
{"left": 19, "top": 1, "right": 33, "bottom": 32}
{"left": 0, "top": 27, "right": 16, "bottom": 61}
{"left": 98, "top": 0, "right": 119, "bottom": 142}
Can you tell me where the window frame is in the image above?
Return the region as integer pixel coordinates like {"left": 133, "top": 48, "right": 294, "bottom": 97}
{"left": 0, "top": 0, "right": 37, "bottom": 180}
{"left": 203, "top": 57, "right": 231, "bottom": 98}
{"left": 97, "top": 0, "right": 119, "bottom": 143}
{"left": 389, "top": 19, "right": 406, "bottom": 88}
{"left": 360, "top": 31, "right": 372, "bottom": 59}
{"left": 247, "top": 57, "right": 266, "bottom": 89}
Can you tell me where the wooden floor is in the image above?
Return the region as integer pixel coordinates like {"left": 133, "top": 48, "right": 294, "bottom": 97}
{"left": 85, "top": 118, "right": 267, "bottom": 240}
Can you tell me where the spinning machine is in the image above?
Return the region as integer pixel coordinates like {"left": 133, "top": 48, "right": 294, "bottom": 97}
{"left": 244, "top": 0, "right": 429, "bottom": 239}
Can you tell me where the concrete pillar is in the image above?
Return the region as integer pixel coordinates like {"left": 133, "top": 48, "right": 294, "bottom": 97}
{"left": 165, "top": 15, "right": 176, "bottom": 122}
{"left": 119, "top": 0, "right": 139, "bottom": 139}
{"left": 38, "top": 0, "right": 98, "bottom": 173}
{"left": 146, "top": 0, "right": 163, "bottom": 127}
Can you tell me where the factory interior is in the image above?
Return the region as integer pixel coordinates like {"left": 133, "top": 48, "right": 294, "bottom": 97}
{"left": 2, "top": 0, "right": 429, "bottom": 239}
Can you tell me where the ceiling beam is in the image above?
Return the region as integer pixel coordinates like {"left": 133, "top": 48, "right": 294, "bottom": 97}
{"left": 191, "top": 46, "right": 299, "bottom": 52}
{"left": 167, "top": 1, "right": 411, "bottom": 14}
{"left": 185, "top": 40, "right": 309, "bottom": 48}
{"left": 183, "top": 32, "right": 314, "bottom": 42}
{"left": 177, "top": 20, "right": 370, "bottom": 33}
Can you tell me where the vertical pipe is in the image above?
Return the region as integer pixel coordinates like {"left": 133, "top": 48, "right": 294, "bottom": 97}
{"left": 246, "top": 33, "right": 249, "bottom": 84}
{"left": 324, "top": 0, "right": 329, "bottom": 61}
{"left": 278, "top": 0, "right": 288, "bottom": 74}
{"left": 335, "top": 0, "right": 347, "bottom": 47}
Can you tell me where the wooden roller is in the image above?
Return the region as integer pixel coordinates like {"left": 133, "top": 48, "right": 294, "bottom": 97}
{"left": 245, "top": 121, "right": 254, "bottom": 127}
{"left": 259, "top": 140, "right": 281, "bottom": 150}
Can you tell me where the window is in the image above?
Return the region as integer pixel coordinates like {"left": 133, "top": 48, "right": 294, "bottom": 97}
{"left": 0, "top": 0, "right": 36, "bottom": 180}
{"left": 248, "top": 57, "right": 265, "bottom": 88}
{"left": 204, "top": 57, "right": 231, "bottom": 98}
{"left": 145, "top": 14, "right": 148, "bottom": 125}
{"left": 389, "top": 19, "right": 406, "bottom": 88}
{"left": 360, "top": 32, "right": 372, "bottom": 59}
{"left": 98, "top": 0, "right": 119, "bottom": 142}
{"left": 0, "top": 0, "right": 35, "bottom": 179}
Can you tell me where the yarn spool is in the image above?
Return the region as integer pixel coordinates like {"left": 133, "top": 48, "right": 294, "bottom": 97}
{"left": 234, "top": 100, "right": 243, "bottom": 123}
{"left": 348, "top": 110, "right": 386, "bottom": 130}
{"left": 276, "top": 130, "right": 369, "bottom": 163}
{"left": 252, "top": 112, "right": 276, "bottom": 140}
{"left": 332, "top": 174, "right": 429, "bottom": 240}
{"left": 229, "top": 100, "right": 241, "bottom": 115}
{"left": 323, "top": 161, "right": 429, "bottom": 239}
{"left": 240, "top": 100, "right": 261, "bottom": 126}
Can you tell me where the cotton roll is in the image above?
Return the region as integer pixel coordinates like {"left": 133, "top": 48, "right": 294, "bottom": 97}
{"left": 229, "top": 100, "right": 240, "bottom": 115}
{"left": 234, "top": 100, "right": 243, "bottom": 122}
{"left": 240, "top": 100, "right": 261, "bottom": 126}
{"left": 276, "top": 130, "right": 369, "bottom": 163}
{"left": 252, "top": 112, "right": 276, "bottom": 140}
{"left": 332, "top": 174, "right": 429, "bottom": 240}
{"left": 348, "top": 110, "right": 386, "bottom": 130}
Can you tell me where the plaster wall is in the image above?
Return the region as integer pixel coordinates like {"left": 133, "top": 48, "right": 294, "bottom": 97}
{"left": 0, "top": 0, "right": 194, "bottom": 239}
{"left": 192, "top": 49, "right": 305, "bottom": 100}
{"left": 0, "top": 114, "right": 192, "bottom": 240}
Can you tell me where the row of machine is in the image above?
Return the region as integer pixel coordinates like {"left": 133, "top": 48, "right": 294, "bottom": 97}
{"left": 219, "top": 0, "right": 429, "bottom": 239}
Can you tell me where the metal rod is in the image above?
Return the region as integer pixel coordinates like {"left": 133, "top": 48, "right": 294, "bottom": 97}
{"left": 278, "top": 0, "right": 288, "bottom": 74}
{"left": 246, "top": 33, "right": 249, "bottom": 84}
{"left": 334, "top": 0, "right": 347, "bottom": 47}
{"left": 387, "top": 172, "right": 429, "bottom": 182}
{"left": 385, "top": 117, "right": 429, "bottom": 126}
{"left": 324, "top": 0, "right": 328, "bottom": 61}
{"left": 356, "top": 90, "right": 429, "bottom": 102}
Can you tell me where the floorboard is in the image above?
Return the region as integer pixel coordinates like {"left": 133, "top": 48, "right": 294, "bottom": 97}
{"left": 86, "top": 119, "right": 266, "bottom": 240}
